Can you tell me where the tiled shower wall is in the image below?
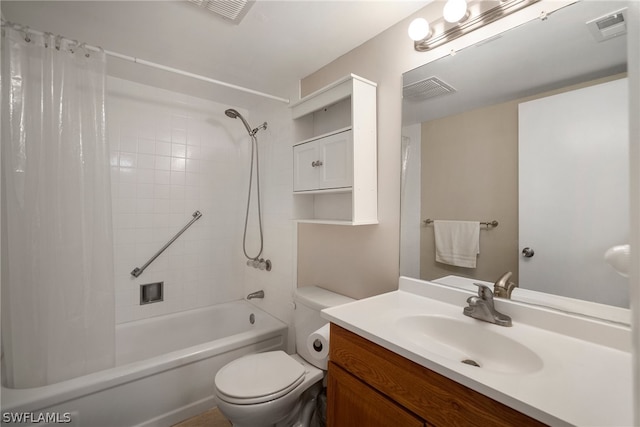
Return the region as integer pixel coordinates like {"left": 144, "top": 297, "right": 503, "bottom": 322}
{"left": 107, "top": 77, "right": 250, "bottom": 324}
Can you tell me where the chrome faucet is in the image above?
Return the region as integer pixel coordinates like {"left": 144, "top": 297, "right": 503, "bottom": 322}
{"left": 246, "top": 290, "right": 265, "bottom": 300}
{"left": 463, "top": 283, "right": 512, "bottom": 327}
{"left": 493, "top": 271, "right": 518, "bottom": 299}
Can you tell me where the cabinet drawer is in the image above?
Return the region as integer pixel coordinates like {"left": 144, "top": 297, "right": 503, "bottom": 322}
{"left": 329, "top": 324, "right": 546, "bottom": 427}
{"left": 327, "top": 362, "right": 425, "bottom": 427}
{"left": 293, "top": 129, "right": 353, "bottom": 192}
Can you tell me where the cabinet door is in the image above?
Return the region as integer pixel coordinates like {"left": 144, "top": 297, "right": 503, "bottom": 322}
{"left": 293, "top": 130, "right": 353, "bottom": 192}
{"left": 327, "top": 362, "right": 425, "bottom": 427}
{"left": 319, "top": 130, "right": 352, "bottom": 190}
{"left": 293, "top": 141, "right": 320, "bottom": 192}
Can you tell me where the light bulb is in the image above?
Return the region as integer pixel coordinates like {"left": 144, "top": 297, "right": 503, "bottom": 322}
{"left": 408, "top": 18, "right": 430, "bottom": 41}
{"left": 443, "top": 0, "right": 467, "bottom": 23}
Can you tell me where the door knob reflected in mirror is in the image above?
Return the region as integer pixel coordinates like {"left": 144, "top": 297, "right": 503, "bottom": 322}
{"left": 522, "top": 247, "right": 535, "bottom": 258}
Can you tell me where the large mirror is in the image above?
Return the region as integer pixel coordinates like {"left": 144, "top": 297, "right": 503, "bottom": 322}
{"left": 400, "top": 1, "right": 630, "bottom": 312}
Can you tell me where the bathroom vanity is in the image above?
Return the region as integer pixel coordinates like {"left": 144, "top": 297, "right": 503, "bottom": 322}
{"left": 327, "top": 324, "right": 543, "bottom": 426}
{"left": 322, "top": 277, "right": 633, "bottom": 426}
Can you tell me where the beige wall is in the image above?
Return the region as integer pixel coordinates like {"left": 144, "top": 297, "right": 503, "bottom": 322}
{"left": 420, "top": 101, "right": 519, "bottom": 283}
{"left": 296, "top": 1, "right": 572, "bottom": 300}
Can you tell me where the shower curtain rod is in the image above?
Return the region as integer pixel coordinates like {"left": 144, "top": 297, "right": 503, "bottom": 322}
{"left": 105, "top": 50, "right": 290, "bottom": 104}
{"left": 1, "top": 20, "right": 290, "bottom": 104}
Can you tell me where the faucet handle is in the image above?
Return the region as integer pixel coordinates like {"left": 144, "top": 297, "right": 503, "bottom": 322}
{"left": 494, "top": 271, "right": 518, "bottom": 299}
{"left": 471, "top": 282, "right": 494, "bottom": 300}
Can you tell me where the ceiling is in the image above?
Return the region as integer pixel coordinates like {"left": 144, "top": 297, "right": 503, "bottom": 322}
{"left": 402, "top": 0, "right": 628, "bottom": 125}
{"left": 1, "top": 0, "right": 430, "bottom": 108}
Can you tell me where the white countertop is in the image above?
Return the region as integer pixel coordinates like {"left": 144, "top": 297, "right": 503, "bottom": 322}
{"left": 321, "top": 277, "right": 633, "bottom": 427}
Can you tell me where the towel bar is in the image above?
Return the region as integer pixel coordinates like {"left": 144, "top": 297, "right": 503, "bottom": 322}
{"left": 423, "top": 219, "right": 499, "bottom": 228}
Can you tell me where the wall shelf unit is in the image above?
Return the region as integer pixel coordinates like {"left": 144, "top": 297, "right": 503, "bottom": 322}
{"left": 291, "top": 74, "right": 378, "bottom": 225}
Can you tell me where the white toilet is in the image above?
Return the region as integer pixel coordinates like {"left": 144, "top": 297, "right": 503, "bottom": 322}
{"left": 214, "top": 286, "right": 353, "bottom": 427}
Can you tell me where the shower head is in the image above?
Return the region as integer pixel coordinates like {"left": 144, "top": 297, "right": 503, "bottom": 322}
{"left": 225, "top": 108, "right": 254, "bottom": 136}
{"left": 224, "top": 108, "right": 240, "bottom": 119}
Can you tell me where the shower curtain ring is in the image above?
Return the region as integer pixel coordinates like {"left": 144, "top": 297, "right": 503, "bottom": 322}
{"left": 44, "top": 32, "right": 54, "bottom": 48}
{"left": 78, "top": 43, "right": 90, "bottom": 57}
{"left": 23, "top": 26, "right": 31, "bottom": 43}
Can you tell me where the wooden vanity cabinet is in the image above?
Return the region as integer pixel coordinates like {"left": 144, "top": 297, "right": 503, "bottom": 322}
{"left": 327, "top": 324, "right": 546, "bottom": 427}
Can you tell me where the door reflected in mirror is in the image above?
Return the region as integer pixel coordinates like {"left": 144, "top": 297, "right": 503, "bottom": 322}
{"left": 400, "top": 1, "right": 629, "bottom": 309}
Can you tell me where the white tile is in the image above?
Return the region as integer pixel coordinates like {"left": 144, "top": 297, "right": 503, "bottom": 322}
{"left": 171, "top": 157, "right": 186, "bottom": 172}
{"left": 136, "top": 198, "right": 154, "bottom": 214}
{"left": 117, "top": 198, "right": 136, "bottom": 214}
{"left": 155, "top": 156, "right": 171, "bottom": 171}
{"left": 172, "top": 143, "right": 186, "bottom": 158}
{"left": 186, "top": 158, "right": 201, "bottom": 173}
{"left": 171, "top": 115, "right": 187, "bottom": 130}
{"left": 170, "top": 171, "right": 185, "bottom": 185}
{"left": 119, "top": 184, "right": 136, "bottom": 199}
{"left": 138, "top": 153, "right": 156, "bottom": 170}
{"left": 170, "top": 185, "right": 185, "bottom": 200}
{"left": 171, "top": 129, "right": 186, "bottom": 144}
{"left": 154, "top": 199, "right": 171, "bottom": 213}
{"left": 154, "top": 184, "right": 171, "bottom": 200}
{"left": 120, "top": 135, "right": 138, "bottom": 153}
{"left": 186, "top": 172, "right": 200, "bottom": 186}
{"left": 156, "top": 141, "right": 171, "bottom": 156}
{"left": 119, "top": 167, "right": 137, "bottom": 184}
{"left": 138, "top": 138, "right": 156, "bottom": 154}
{"left": 137, "top": 169, "right": 155, "bottom": 184}
{"left": 186, "top": 145, "right": 201, "bottom": 159}
{"left": 156, "top": 127, "right": 172, "bottom": 143}
{"left": 119, "top": 153, "right": 137, "bottom": 168}
{"left": 154, "top": 170, "right": 171, "bottom": 185}
{"left": 136, "top": 183, "right": 154, "bottom": 199}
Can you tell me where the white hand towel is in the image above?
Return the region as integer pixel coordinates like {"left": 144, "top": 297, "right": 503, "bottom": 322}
{"left": 434, "top": 220, "right": 480, "bottom": 268}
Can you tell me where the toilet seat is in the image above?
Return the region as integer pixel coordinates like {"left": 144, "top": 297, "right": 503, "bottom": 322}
{"left": 215, "top": 351, "right": 306, "bottom": 405}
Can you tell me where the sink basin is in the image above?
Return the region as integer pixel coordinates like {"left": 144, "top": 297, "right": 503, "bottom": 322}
{"left": 395, "top": 315, "right": 543, "bottom": 374}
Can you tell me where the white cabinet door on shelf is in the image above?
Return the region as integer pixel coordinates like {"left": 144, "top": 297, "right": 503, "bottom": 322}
{"left": 293, "top": 140, "right": 319, "bottom": 191}
{"left": 293, "top": 129, "right": 353, "bottom": 192}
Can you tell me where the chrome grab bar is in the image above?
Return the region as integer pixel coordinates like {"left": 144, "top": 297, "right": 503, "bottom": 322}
{"left": 131, "top": 210, "right": 202, "bottom": 278}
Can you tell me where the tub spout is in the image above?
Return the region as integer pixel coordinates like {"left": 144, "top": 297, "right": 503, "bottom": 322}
{"left": 247, "top": 290, "right": 265, "bottom": 300}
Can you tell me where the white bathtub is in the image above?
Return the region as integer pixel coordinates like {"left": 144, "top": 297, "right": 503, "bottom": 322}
{"left": 1, "top": 301, "right": 287, "bottom": 426}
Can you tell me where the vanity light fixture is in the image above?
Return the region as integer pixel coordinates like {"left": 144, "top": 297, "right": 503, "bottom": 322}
{"left": 443, "top": 0, "right": 468, "bottom": 23}
{"left": 408, "top": 17, "right": 432, "bottom": 41}
{"left": 410, "top": 0, "right": 540, "bottom": 51}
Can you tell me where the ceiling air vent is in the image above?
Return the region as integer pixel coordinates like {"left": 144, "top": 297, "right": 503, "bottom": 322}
{"left": 403, "top": 77, "right": 456, "bottom": 101}
{"left": 586, "top": 8, "right": 627, "bottom": 42}
{"left": 188, "top": 0, "right": 255, "bottom": 24}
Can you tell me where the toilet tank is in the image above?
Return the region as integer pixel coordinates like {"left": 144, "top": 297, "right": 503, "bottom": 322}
{"left": 294, "top": 286, "right": 354, "bottom": 368}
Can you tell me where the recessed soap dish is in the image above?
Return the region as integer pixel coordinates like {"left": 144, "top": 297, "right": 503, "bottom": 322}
{"left": 140, "top": 282, "right": 163, "bottom": 305}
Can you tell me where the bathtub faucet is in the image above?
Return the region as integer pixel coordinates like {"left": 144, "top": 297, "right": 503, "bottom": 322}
{"left": 247, "top": 290, "right": 265, "bottom": 300}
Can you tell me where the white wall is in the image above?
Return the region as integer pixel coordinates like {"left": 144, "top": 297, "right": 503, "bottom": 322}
{"left": 107, "top": 77, "right": 248, "bottom": 323}
{"left": 400, "top": 124, "right": 421, "bottom": 278}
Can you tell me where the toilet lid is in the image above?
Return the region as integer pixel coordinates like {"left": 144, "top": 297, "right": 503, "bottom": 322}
{"left": 215, "top": 351, "right": 305, "bottom": 404}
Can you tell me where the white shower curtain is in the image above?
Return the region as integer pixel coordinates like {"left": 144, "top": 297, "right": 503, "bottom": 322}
{"left": 1, "top": 23, "right": 115, "bottom": 388}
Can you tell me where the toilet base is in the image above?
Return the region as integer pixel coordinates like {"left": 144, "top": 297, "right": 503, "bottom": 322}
{"left": 222, "top": 382, "right": 322, "bottom": 427}
{"left": 274, "top": 382, "right": 322, "bottom": 427}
